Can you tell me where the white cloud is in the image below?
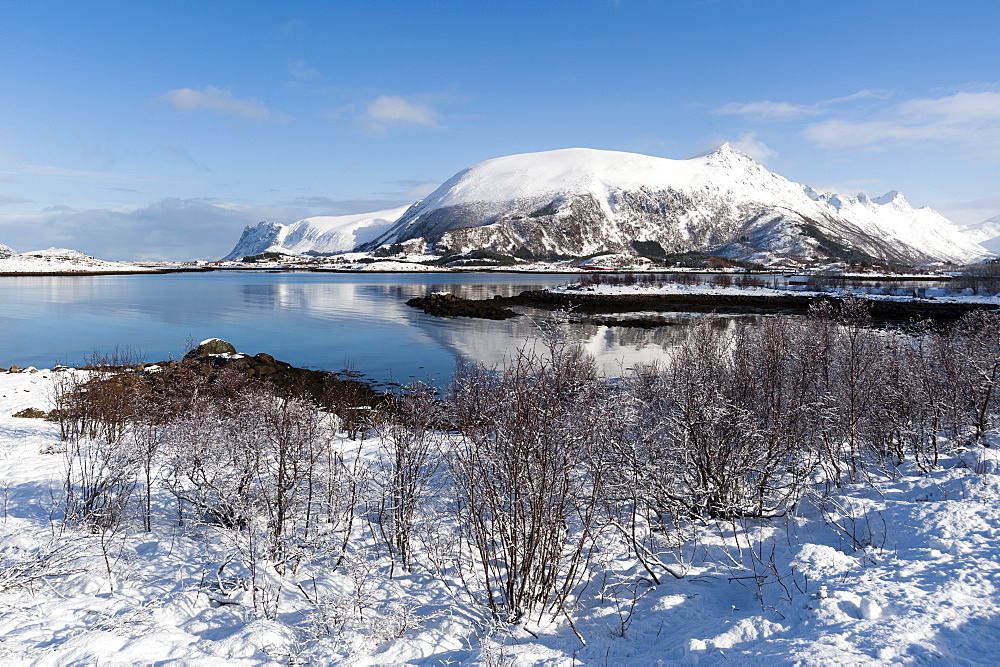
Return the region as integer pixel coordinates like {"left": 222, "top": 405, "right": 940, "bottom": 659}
{"left": 937, "top": 194, "right": 1000, "bottom": 227}
{"left": 360, "top": 95, "right": 442, "bottom": 135}
{"left": 157, "top": 86, "right": 291, "bottom": 123}
{"left": 714, "top": 100, "right": 818, "bottom": 120}
{"left": 805, "top": 90, "right": 1000, "bottom": 157}
{"left": 730, "top": 132, "right": 778, "bottom": 164}
{"left": 713, "top": 90, "right": 882, "bottom": 121}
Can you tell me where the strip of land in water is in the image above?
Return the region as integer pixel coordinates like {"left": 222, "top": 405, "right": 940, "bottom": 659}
{"left": 407, "top": 287, "right": 999, "bottom": 323}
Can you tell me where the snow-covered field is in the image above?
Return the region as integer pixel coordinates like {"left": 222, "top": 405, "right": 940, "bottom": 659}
{"left": 2, "top": 367, "right": 1000, "bottom": 665}
{"left": 557, "top": 278, "right": 1000, "bottom": 305}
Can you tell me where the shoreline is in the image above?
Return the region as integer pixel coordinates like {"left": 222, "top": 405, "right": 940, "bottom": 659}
{"left": 497, "top": 289, "right": 998, "bottom": 322}
{"left": 0, "top": 266, "right": 215, "bottom": 277}
{"left": 0, "top": 261, "right": 961, "bottom": 279}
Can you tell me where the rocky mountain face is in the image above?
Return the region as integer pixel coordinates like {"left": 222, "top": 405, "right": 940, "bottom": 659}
{"left": 0, "top": 243, "right": 18, "bottom": 259}
{"left": 361, "top": 146, "right": 986, "bottom": 265}
{"left": 222, "top": 205, "right": 411, "bottom": 261}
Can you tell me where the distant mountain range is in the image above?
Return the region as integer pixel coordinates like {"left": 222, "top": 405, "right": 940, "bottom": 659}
{"left": 222, "top": 205, "right": 410, "bottom": 261}
{"left": 225, "top": 146, "right": 995, "bottom": 266}
{"left": 959, "top": 214, "right": 1000, "bottom": 255}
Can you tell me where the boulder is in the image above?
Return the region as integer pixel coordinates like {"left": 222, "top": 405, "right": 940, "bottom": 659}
{"left": 186, "top": 338, "right": 237, "bottom": 358}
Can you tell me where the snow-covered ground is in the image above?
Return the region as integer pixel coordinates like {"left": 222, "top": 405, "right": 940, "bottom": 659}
{"left": 2, "top": 367, "right": 1000, "bottom": 665}
{"left": 556, "top": 278, "right": 1000, "bottom": 305}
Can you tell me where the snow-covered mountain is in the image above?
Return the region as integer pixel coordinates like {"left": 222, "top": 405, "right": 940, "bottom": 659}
{"left": 0, "top": 242, "right": 18, "bottom": 260}
{"left": 363, "top": 146, "right": 985, "bottom": 265}
{"left": 0, "top": 246, "right": 157, "bottom": 273}
{"left": 222, "top": 205, "right": 411, "bottom": 261}
{"left": 959, "top": 214, "right": 1000, "bottom": 255}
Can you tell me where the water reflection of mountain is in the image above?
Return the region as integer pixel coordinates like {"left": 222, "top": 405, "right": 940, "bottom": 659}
{"left": 405, "top": 304, "right": 753, "bottom": 378}
{"left": 1, "top": 272, "right": 763, "bottom": 382}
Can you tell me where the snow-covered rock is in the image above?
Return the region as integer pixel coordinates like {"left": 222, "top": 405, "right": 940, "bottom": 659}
{"left": 364, "top": 146, "right": 986, "bottom": 265}
{"left": 0, "top": 242, "right": 18, "bottom": 259}
{"left": 222, "top": 205, "right": 412, "bottom": 261}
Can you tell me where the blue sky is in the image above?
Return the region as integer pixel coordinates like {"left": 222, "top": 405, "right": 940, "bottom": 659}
{"left": 1, "top": 0, "right": 998, "bottom": 260}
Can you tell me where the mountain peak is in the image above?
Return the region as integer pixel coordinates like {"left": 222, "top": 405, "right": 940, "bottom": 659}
{"left": 873, "top": 190, "right": 907, "bottom": 206}
{"left": 695, "top": 142, "right": 752, "bottom": 161}
{"left": 712, "top": 142, "right": 754, "bottom": 159}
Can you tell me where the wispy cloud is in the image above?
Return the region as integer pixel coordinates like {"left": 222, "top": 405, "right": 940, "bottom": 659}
{"left": 286, "top": 60, "right": 321, "bottom": 87}
{"left": 0, "top": 194, "right": 31, "bottom": 206}
{"left": 936, "top": 194, "right": 1000, "bottom": 227}
{"left": 713, "top": 90, "right": 881, "bottom": 121}
{"left": 714, "top": 100, "right": 819, "bottom": 120}
{"left": 729, "top": 132, "right": 778, "bottom": 164}
{"left": 805, "top": 90, "right": 1000, "bottom": 156}
{"left": 360, "top": 95, "right": 442, "bottom": 135}
{"left": 157, "top": 85, "right": 291, "bottom": 123}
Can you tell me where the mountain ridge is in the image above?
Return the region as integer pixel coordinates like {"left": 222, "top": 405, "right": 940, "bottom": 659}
{"left": 224, "top": 147, "right": 990, "bottom": 266}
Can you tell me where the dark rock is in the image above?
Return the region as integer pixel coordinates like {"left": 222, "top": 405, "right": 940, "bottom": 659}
{"left": 187, "top": 338, "right": 237, "bottom": 358}
{"left": 406, "top": 292, "right": 519, "bottom": 320}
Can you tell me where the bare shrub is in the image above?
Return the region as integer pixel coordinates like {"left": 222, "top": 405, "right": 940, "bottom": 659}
{"left": 950, "top": 310, "right": 1000, "bottom": 442}
{"left": 448, "top": 326, "right": 607, "bottom": 623}
{"left": 161, "top": 368, "right": 362, "bottom": 599}
{"left": 372, "top": 381, "right": 442, "bottom": 575}
{"left": 649, "top": 318, "right": 814, "bottom": 520}
{"left": 0, "top": 536, "right": 85, "bottom": 595}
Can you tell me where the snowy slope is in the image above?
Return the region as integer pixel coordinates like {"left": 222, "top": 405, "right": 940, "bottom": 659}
{"left": 0, "top": 242, "right": 18, "bottom": 260}
{"left": 0, "top": 246, "right": 157, "bottom": 273}
{"left": 808, "top": 190, "right": 986, "bottom": 264}
{"left": 960, "top": 214, "right": 1000, "bottom": 254}
{"left": 365, "top": 146, "right": 985, "bottom": 265}
{"left": 222, "top": 205, "right": 412, "bottom": 261}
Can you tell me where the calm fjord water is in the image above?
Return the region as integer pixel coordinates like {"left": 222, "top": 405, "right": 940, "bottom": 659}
{"left": 0, "top": 271, "right": 692, "bottom": 385}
